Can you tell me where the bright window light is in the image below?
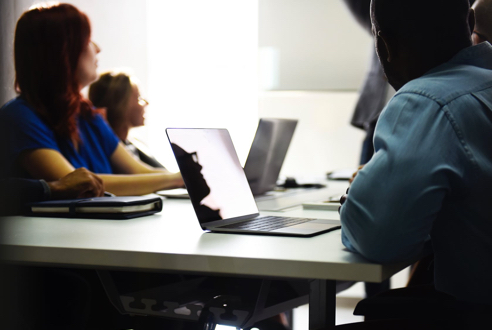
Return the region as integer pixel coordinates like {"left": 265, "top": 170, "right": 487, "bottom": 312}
{"left": 145, "top": 0, "right": 259, "bottom": 171}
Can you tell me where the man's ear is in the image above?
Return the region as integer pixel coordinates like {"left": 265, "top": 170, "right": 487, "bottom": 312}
{"left": 468, "top": 8, "right": 475, "bottom": 37}
{"left": 376, "top": 30, "right": 392, "bottom": 63}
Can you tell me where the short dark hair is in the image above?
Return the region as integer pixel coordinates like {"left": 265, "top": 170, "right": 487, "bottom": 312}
{"left": 371, "top": 0, "right": 471, "bottom": 45}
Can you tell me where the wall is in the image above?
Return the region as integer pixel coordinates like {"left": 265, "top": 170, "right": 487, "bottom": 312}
{"left": 144, "top": 0, "right": 259, "bottom": 170}
{"left": 259, "top": 91, "right": 365, "bottom": 180}
{"left": 259, "top": 0, "right": 373, "bottom": 91}
{"left": 0, "top": 0, "right": 23, "bottom": 105}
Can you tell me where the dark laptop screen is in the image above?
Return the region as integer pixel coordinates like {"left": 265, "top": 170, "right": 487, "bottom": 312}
{"left": 244, "top": 118, "right": 297, "bottom": 195}
{"left": 167, "top": 128, "right": 258, "bottom": 225}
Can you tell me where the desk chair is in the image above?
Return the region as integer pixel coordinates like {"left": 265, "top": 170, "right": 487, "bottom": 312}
{"left": 332, "top": 269, "right": 491, "bottom": 329}
{"left": 332, "top": 304, "right": 490, "bottom": 329}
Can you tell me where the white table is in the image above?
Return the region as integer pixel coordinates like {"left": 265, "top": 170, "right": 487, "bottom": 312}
{"left": 0, "top": 182, "right": 411, "bottom": 329}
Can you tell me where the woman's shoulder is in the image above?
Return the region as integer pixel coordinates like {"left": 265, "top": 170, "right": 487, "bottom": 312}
{"left": 0, "top": 97, "right": 52, "bottom": 135}
{"left": 0, "top": 97, "right": 37, "bottom": 120}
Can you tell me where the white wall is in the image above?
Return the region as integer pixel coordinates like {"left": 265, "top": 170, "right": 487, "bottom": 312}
{"left": 259, "top": 91, "right": 365, "bottom": 179}
{"left": 259, "top": 0, "right": 373, "bottom": 91}
{"left": 144, "top": 0, "right": 259, "bottom": 171}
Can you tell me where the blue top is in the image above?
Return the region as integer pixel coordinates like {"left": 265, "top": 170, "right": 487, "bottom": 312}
{"left": 0, "top": 97, "right": 119, "bottom": 178}
{"left": 340, "top": 42, "right": 492, "bottom": 304}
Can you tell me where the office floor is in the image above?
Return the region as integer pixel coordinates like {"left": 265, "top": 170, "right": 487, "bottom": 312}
{"left": 292, "top": 267, "right": 410, "bottom": 329}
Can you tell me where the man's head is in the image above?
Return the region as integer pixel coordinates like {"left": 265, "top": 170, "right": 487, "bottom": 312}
{"left": 472, "top": 0, "right": 492, "bottom": 44}
{"left": 370, "top": 0, "right": 474, "bottom": 90}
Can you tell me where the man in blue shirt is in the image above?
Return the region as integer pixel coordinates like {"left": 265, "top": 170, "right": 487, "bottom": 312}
{"left": 340, "top": 0, "right": 492, "bottom": 313}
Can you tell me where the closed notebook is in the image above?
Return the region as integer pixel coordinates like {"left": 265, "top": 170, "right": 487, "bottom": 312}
{"left": 25, "top": 195, "right": 163, "bottom": 219}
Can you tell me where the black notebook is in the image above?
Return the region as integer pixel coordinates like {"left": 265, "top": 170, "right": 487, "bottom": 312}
{"left": 25, "top": 195, "right": 163, "bottom": 219}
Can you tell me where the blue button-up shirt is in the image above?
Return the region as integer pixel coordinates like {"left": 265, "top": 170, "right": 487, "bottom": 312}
{"left": 340, "top": 42, "right": 492, "bottom": 304}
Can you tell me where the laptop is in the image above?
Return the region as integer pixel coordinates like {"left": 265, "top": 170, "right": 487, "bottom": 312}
{"left": 244, "top": 118, "right": 297, "bottom": 196}
{"left": 166, "top": 128, "right": 340, "bottom": 237}
{"left": 159, "top": 118, "right": 297, "bottom": 198}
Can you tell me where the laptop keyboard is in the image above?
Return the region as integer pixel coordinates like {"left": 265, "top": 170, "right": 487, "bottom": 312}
{"left": 221, "top": 216, "right": 314, "bottom": 231}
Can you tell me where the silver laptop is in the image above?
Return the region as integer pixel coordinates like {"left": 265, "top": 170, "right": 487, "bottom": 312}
{"left": 160, "top": 118, "right": 297, "bottom": 198}
{"left": 244, "top": 118, "right": 297, "bottom": 196}
{"left": 166, "top": 128, "right": 340, "bottom": 237}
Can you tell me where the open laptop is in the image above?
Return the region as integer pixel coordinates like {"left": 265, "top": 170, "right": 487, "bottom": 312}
{"left": 244, "top": 118, "right": 297, "bottom": 196}
{"left": 159, "top": 118, "right": 297, "bottom": 199}
{"left": 166, "top": 128, "right": 340, "bottom": 237}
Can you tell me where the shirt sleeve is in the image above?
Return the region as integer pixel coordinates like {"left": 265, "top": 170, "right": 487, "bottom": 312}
{"left": 340, "top": 92, "right": 468, "bottom": 263}
{"left": 0, "top": 178, "right": 46, "bottom": 216}
{"left": 0, "top": 100, "right": 62, "bottom": 177}
{"left": 1, "top": 100, "right": 60, "bottom": 161}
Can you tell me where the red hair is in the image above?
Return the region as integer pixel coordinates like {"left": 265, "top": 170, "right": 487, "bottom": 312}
{"left": 14, "top": 3, "right": 96, "bottom": 142}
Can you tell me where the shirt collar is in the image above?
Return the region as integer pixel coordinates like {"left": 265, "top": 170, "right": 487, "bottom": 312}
{"left": 449, "top": 42, "right": 492, "bottom": 64}
{"left": 427, "top": 42, "right": 492, "bottom": 76}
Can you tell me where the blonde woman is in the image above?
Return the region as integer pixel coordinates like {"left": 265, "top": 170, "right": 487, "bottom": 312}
{"left": 89, "top": 71, "right": 164, "bottom": 168}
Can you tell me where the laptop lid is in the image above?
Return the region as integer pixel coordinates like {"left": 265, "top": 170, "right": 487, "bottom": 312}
{"left": 244, "top": 118, "right": 298, "bottom": 195}
{"left": 166, "top": 128, "right": 260, "bottom": 229}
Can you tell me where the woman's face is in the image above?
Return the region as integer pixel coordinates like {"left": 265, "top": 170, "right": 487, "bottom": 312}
{"left": 75, "top": 40, "right": 100, "bottom": 89}
{"left": 126, "top": 85, "right": 148, "bottom": 128}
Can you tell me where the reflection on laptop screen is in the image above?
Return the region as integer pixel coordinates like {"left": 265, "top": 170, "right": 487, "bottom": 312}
{"left": 167, "top": 129, "right": 259, "bottom": 225}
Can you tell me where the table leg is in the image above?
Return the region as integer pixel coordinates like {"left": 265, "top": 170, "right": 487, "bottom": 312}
{"left": 309, "top": 279, "right": 336, "bottom": 330}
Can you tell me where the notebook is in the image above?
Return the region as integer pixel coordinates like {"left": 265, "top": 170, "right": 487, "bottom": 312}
{"left": 244, "top": 118, "right": 298, "bottom": 195}
{"left": 25, "top": 195, "right": 163, "bottom": 219}
{"left": 166, "top": 128, "right": 340, "bottom": 237}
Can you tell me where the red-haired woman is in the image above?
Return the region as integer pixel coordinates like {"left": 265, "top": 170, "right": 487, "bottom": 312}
{"left": 0, "top": 3, "right": 183, "bottom": 195}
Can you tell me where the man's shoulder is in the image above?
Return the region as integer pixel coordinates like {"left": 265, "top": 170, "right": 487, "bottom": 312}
{"left": 400, "top": 52, "right": 492, "bottom": 106}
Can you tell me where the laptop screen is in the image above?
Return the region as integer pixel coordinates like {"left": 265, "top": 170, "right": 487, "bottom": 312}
{"left": 244, "top": 118, "right": 297, "bottom": 195}
{"left": 166, "top": 128, "right": 259, "bottom": 225}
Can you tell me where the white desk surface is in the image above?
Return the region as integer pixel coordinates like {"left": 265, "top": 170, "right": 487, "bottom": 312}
{"left": 0, "top": 181, "right": 409, "bottom": 283}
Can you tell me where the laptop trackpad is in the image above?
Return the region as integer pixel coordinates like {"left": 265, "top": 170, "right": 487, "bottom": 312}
{"left": 272, "top": 221, "right": 340, "bottom": 234}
